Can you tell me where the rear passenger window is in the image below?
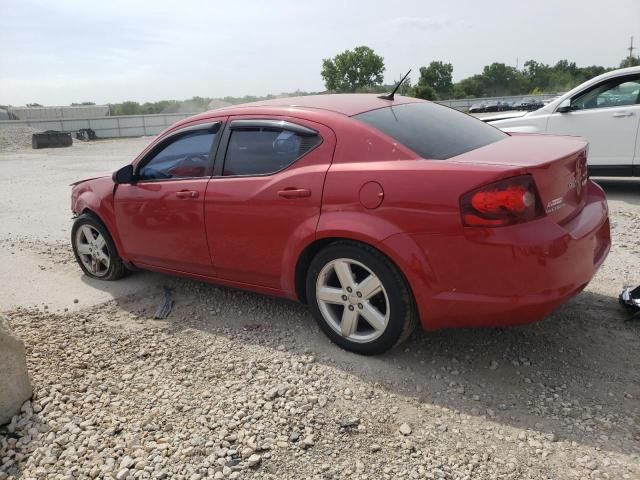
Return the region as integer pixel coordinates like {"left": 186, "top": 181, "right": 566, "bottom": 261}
{"left": 354, "top": 102, "right": 507, "bottom": 160}
{"left": 223, "top": 127, "right": 321, "bottom": 176}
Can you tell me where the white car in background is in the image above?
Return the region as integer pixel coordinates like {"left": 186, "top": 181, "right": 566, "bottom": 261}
{"left": 486, "top": 67, "right": 640, "bottom": 177}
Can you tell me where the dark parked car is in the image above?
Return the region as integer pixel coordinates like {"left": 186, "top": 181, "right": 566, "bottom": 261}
{"left": 517, "top": 97, "right": 545, "bottom": 111}
{"left": 468, "top": 102, "right": 487, "bottom": 113}
{"left": 499, "top": 100, "right": 517, "bottom": 111}
{"left": 483, "top": 101, "right": 501, "bottom": 112}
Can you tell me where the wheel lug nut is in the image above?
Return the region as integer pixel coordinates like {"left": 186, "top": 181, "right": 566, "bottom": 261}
{"left": 342, "top": 295, "right": 348, "bottom": 301}
{"left": 348, "top": 305, "right": 355, "bottom": 311}
{"left": 346, "top": 287, "right": 352, "bottom": 293}
{"left": 358, "top": 303, "right": 363, "bottom": 309}
{"left": 356, "top": 291, "right": 362, "bottom": 297}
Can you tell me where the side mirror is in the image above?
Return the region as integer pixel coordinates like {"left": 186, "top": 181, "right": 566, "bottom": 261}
{"left": 556, "top": 98, "right": 572, "bottom": 113}
{"left": 113, "top": 164, "right": 135, "bottom": 184}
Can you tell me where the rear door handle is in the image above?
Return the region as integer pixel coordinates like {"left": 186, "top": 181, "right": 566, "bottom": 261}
{"left": 277, "top": 188, "right": 312, "bottom": 199}
{"left": 612, "top": 111, "right": 634, "bottom": 118}
{"left": 175, "top": 190, "right": 199, "bottom": 198}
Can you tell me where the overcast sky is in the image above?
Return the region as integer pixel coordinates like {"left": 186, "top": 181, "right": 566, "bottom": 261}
{"left": 1, "top": 0, "right": 639, "bottom": 106}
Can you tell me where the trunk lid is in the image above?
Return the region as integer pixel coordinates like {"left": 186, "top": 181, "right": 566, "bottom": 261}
{"left": 450, "top": 133, "right": 589, "bottom": 225}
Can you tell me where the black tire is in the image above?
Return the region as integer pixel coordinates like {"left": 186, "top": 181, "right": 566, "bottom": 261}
{"left": 71, "top": 213, "right": 129, "bottom": 281}
{"left": 306, "top": 241, "right": 418, "bottom": 355}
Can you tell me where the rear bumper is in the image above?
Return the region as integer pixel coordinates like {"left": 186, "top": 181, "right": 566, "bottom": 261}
{"left": 381, "top": 181, "right": 610, "bottom": 330}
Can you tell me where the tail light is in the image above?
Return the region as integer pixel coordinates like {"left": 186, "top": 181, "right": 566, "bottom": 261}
{"left": 460, "top": 175, "right": 544, "bottom": 227}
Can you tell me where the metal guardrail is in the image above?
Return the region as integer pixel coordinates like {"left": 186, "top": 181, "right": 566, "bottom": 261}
{"left": 0, "top": 93, "right": 562, "bottom": 138}
{"left": 0, "top": 113, "right": 193, "bottom": 138}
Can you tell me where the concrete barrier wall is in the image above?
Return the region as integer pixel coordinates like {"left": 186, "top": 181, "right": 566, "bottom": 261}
{"left": 8, "top": 105, "right": 110, "bottom": 120}
{"left": 0, "top": 113, "right": 193, "bottom": 138}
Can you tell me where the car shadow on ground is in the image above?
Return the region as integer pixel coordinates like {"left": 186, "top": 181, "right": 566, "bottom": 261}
{"left": 593, "top": 177, "right": 640, "bottom": 206}
{"left": 89, "top": 271, "right": 640, "bottom": 459}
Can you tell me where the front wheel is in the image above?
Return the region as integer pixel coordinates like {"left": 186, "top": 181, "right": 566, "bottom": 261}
{"left": 306, "top": 242, "right": 417, "bottom": 355}
{"left": 71, "top": 213, "right": 128, "bottom": 281}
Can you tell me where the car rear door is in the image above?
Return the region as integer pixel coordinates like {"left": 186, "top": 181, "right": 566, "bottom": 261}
{"left": 204, "top": 116, "right": 336, "bottom": 289}
{"left": 113, "top": 120, "right": 224, "bottom": 275}
{"left": 546, "top": 74, "right": 640, "bottom": 172}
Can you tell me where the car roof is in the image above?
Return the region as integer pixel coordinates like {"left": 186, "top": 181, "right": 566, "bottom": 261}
{"left": 204, "top": 93, "right": 424, "bottom": 117}
{"left": 592, "top": 65, "right": 640, "bottom": 81}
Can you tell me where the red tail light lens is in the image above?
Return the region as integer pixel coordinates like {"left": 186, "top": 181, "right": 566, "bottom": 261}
{"left": 460, "top": 175, "right": 544, "bottom": 227}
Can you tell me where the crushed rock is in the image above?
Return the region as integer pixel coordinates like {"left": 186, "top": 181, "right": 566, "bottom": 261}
{"left": 0, "top": 126, "right": 41, "bottom": 151}
{"left": 0, "top": 305, "right": 638, "bottom": 479}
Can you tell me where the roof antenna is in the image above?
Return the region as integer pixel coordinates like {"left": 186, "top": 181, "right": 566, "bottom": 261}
{"left": 378, "top": 69, "right": 411, "bottom": 101}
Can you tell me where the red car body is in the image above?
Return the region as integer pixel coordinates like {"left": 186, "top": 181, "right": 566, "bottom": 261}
{"left": 71, "top": 94, "right": 610, "bottom": 330}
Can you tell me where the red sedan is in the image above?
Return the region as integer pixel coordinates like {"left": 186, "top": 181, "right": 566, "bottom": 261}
{"left": 70, "top": 94, "right": 610, "bottom": 354}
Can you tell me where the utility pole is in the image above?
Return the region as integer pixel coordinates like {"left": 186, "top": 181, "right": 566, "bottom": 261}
{"left": 628, "top": 36, "right": 635, "bottom": 60}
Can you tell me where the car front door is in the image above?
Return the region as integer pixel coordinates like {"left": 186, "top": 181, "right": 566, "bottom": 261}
{"left": 114, "top": 120, "right": 224, "bottom": 275}
{"left": 204, "top": 117, "right": 336, "bottom": 290}
{"left": 547, "top": 74, "right": 640, "bottom": 171}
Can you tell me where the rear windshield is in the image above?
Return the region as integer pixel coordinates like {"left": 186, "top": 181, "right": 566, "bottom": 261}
{"left": 354, "top": 102, "right": 507, "bottom": 160}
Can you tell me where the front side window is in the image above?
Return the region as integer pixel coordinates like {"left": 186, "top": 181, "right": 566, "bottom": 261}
{"left": 571, "top": 75, "right": 640, "bottom": 111}
{"left": 138, "top": 130, "right": 216, "bottom": 180}
{"left": 223, "top": 127, "right": 321, "bottom": 176}
{"left": 354, "top": 102, "right": 507, "bottom": 160}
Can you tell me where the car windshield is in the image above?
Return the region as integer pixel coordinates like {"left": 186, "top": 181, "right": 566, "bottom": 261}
{"left": 354, "top": 102, "right": 507, "bottom": 160}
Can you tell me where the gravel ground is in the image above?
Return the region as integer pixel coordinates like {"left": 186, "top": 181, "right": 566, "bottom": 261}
{"left": 0, "top": 139, "right": 639, "bottom": 479}
{"left": 0, "top": 127, "right": 41, "bottom": 151}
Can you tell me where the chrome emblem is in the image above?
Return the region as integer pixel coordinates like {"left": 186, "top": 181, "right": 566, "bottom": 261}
{"left": 568, "top": 156, "right": 587, "bottom": 196}
{"left": 546, "top": 197, "right": 565, "bottom": 213}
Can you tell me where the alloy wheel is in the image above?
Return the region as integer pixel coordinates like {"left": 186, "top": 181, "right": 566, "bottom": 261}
{"left": 75, "top": 225, "right": 110, "bottom": 277}
{"left": 315, "top": 258, "right": 390, "bottom": 343}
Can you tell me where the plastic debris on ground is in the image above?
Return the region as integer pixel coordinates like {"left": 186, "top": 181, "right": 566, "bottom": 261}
{"left": 619, "top": 285, "right": 640, "bottom": 320}
{"left": 153, "top": 287, "right": 174, "bottom": 320}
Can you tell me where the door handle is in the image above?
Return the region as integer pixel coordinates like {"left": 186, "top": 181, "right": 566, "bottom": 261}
{"left": 612, "top": 111, "right": 634, "bottom": 118}
{"left": 277, "top": 188, "right": 312, "bottom": 199}
{"left": 175, "top": 190, "right": 199, "bottom": 198}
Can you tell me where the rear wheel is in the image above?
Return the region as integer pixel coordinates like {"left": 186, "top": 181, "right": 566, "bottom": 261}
{"left": 71, "top": 213, "right": 128, "bottom": 281}
{"left": 306, "top": 242, "right": 417, "bottom": 355}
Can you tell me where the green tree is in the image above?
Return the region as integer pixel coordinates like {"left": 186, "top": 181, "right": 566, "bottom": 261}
{"left": 522, "top": 60, "right": 552, "bottom": 91}
{"left": 417, "top": 61, "right": 453, "bottom": 98}
{"left": 579, "top": 65, "right": 607, "bottom": 80}
{"left": 480, "top": 63, "right": 525, "bottom": 96}
{"left": 553, "top": 60, "right": 579, "bottom": 77}
{"left": 454, "top": 75, "right": 489, "bottom": 98}
{"left": 321, "top": 46, "right": 385, "bottom": 92}
{"left": 112, "top": 101, "right": 141, "bottom": 115}
{"left": 411, "top": 84, "right": 437, "bottom": 100}
{"left": 620, "top": 56, "right": 640, "bottom": 68}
